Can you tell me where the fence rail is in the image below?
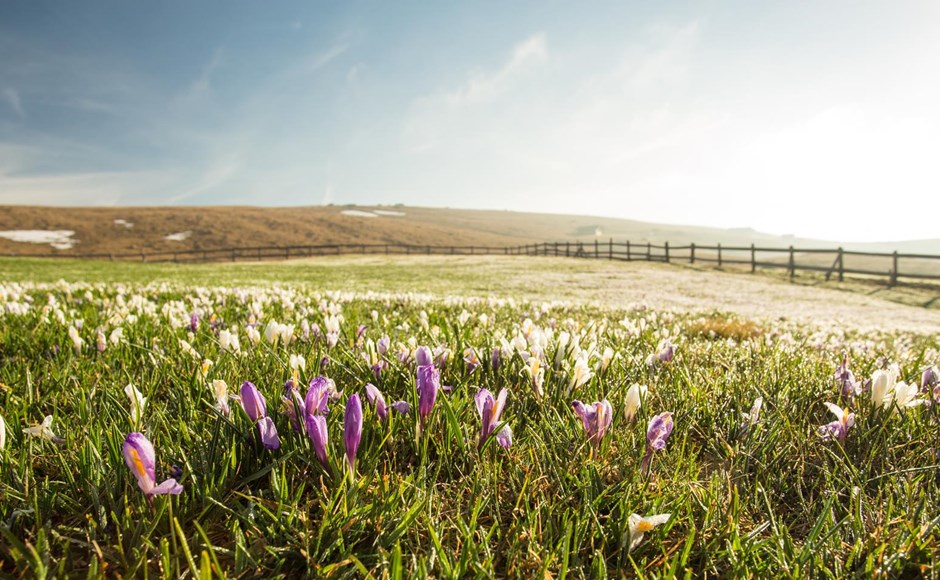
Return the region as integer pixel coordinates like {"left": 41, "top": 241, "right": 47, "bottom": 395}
{"left": 5, "top": 240, "right": 940, "bottom": 287}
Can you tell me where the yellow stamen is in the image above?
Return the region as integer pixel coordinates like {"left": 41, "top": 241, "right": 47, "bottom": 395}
{"left": 635, "top": 520, "right": 655, "bottom": 533}
{"left": 129, "top": 447, "right": 147, "bottom": 478}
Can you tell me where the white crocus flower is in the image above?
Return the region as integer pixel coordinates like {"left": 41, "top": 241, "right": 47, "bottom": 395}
{"left": 219, "top": 329, "right": 240, "bottom": 354}
{"left": 264, "top": 320, "right": 281, "bottom": 346}
{"left": 871, "top": 366, "right": 898, "bottom": 409}
{"left": 0, "top": 413, "right": 6, "bottom": 450}
{"left": 212, "top": 379, "right": 230, "bottom": 416}
{"left": 68, "top": 326, "right": 83, "bottom": 353}
{"left": 598, "top": 347, "right": 615, "bottom": 373}
{"left": 626, "top": 513, "right": 671, "bottom": 552}
{"left": 891, "top": 381, "right": 923, "bottom": 412}
{"left": 744, "top": 397, "right": 763, "bottom": 425}
{"left": 109, "top": 327, "right": 123, "bottom": 345}
{"left": 567, "top": 355, "right": 594, "bottom": 393}
{"left": 125, "top": 384, "right": 147, "bottom": 427}
{"left": 200, "top": 358, "right": 214, "bottom": 380}
{"left": 179, "top": 339, "right": 200, "bottom": 360}
{"left": 624, "top": 383, "right": 648, "bottom": 422}
{"left": 246, "top": 326, "right": 261, "bottom": 346}
{"left": 23, "top": 415, "right": 65, "bottom": 445}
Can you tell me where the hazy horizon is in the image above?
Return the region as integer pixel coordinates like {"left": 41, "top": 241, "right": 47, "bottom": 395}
{"left": 2, "top": 1, "right": 938, "bottom": 242}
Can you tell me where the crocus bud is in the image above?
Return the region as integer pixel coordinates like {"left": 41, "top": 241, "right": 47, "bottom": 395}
{"left": 623, "top": 383, "right": 647, "bottom": 422}
{"left": 415, "top": 346, "right": 433, "bottom": 367}
{"left": 240, "top": 381, "right": 266, "bottom": 422}
{"left": 344, "top": 394, "right": 363, "bottom": 472}
{"left": 365, "top": 383, "right": 388, "bottom": 420}
{"left": 417, "top": 364, "right": 440, "bottom": 422}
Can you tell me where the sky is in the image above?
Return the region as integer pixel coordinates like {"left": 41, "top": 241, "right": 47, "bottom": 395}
{"left": 1, "top": 1, "right": 938, "bottom": 242}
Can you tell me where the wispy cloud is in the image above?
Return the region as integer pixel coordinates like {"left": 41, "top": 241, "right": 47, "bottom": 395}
{"left": 309, "top": 43, "right": 349, "bottom": 71}
{"left": 178, "top": 48, "right": 224, "bottom": 103}
{"left": 2, "top": 88, "right": 26, "bottom": 118}
{"left": 403, "top": 33, "right": 549, "bottom": 152}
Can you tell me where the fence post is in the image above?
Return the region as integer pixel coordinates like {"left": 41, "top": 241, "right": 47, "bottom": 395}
{"left": 646, "top": 242, "right": 651, "bottom": 261}
{"left": 890, "top": 251, "right": 898, "bottom": 286}
{"left": 664, "top": 241, "right": 670, "bottom": 263}
{"left": 141, "top": 252, "right": 146, "bottom": 262}
{"left": 608, "top": 238, "right": 613, "bottom": 260}
{"left": 717, "top": 243, "right": 722, "bottom": 267}
{"left": 173, "top": 253, "right": 178, "bottom": 263}
{"left": 232, "top": 249, "right": 236, "bottom": 262}
{"left": 594, "top": 239, "right": 599, "bottom": 259}
{"left": 626, "top": 240, "right": 631, "bottom": 261}
{"left": 257, "top": 247, "right": 261, "bottom": 261}
{"left": 690, "top": 243, "right": 695, "bottom": 264}
{"left": 750, "top": 244, "right": 756, "bottom": 273}
{"left": 286, "top": 247, "right": 290, "bottom": 260}
{"left": 566, "top": 242, "right": 570, "bottom": 257}
{"left": 838, "top": 247, "right": 844, "bottom": 282}
{"left": 788, "top": 246, "right": 795, "bottom": 280}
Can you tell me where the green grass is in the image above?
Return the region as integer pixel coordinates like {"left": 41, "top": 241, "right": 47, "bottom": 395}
{"left": 0, "top": 259, "right": 939, "bottom": 577}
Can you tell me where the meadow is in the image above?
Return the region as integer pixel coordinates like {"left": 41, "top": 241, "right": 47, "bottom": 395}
{"left": 0, "top": 256, "right": 939, "bottom": 578}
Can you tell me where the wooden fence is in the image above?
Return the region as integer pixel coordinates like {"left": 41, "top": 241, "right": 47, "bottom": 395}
{"left": 7, "top": 240, "right": 940, "bottom": 287}
{"left": 508, "top": 240, "right": 940, "bottom": 287}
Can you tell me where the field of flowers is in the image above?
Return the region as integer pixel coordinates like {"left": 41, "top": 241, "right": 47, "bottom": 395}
{"left": 1, "top": 272, "right": 939, "bottom": 577}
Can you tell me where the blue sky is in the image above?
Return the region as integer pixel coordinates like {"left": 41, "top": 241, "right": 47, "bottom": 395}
{"left": 1, "top": 1, "right": 938, "bottom": 241}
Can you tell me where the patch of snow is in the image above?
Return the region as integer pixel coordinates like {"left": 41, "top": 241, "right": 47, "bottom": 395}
{"left": 0, "top": 230, "right": 77, "bottom": 250}
{"left": 340, "top": 210, "right": 379, "bottom": 218}
{"left": 164, "top": 231, "right": 192, "bottom": 242}
{"left": 373, "top": 210, "right": 406, "bottom": 216}
{"left": 114, "top": 219, "right": 134, "bottom": 229}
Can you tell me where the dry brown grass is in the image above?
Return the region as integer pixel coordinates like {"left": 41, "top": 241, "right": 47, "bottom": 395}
{"left": 686, "top": 314, "right": 763, "bottom": 341}
{"left": 0, "top": 205, "right": 856, "bottom": 257}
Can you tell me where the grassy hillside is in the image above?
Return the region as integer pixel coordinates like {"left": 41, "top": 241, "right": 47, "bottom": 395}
{"left": 2, "top": 205, "right": 938, "bottom": 257}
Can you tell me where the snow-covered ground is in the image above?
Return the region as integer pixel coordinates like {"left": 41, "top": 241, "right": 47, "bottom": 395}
{"left": 340, "top": 210, "right": 379, "bottom": 218}
{"left": 164, "top": 231, "right": 192, "bottom": 241}
{"left": 340, "top": 209, "right": 406, "bottom": 218}
{"left": 0, "top": 230, "right": 77, "bottom": 249}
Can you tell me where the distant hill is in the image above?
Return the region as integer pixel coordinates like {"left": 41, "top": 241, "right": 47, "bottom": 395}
{"left": 0, "top": 204, "right": 938, "bottom": 256}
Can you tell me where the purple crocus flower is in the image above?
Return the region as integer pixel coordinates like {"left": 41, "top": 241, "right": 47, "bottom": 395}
{"left": 123, "top": 432, "right": 183, "bottom": 499}
{"left": 377, "top": 335, "right": 390, "bottom": 356}
{"left": 834, "top": 353, "right": 859, "bottom": 398}
{"left": 416, "top": 364, "right": 440, "bottom": 425}
{"left": 365, "top": 383, "right": 388, "bottom": 420}
{"left": 364, "top": 383, "right": 409, "bottom": 421}
{"left": 820, "top": 403, "right": 854, "bottom": 442}
{"left": 922, "top": 366, "right": 939, "bottom": 391}
{"left": 305, "top": 413, "right": 329, "bottom": 467}
{"left": 282, "top": 378, "right": 305, "bottom": 433}
{"left": 463, "top": 347, "right": 480, "bottom": 374}
{"left": 641, "top": 412, "right": 674, "bottom": 474}
{"left": 240, "top": 381, "right": 280, "bottom": 450}
{"left": 344, "top": 394, "right": 363, "bottom": 473}
{"left": 189, "top": 313, "right": 199, "bottom": 333}
{"left": 658, "top": 341, "right": 674, "bottom": 363}
{"left": 305, "top": 376, "right": 332, "bottom": 417}
{"left": 415, "top": 345, "right": 433, "bottom": 368}
{"left": 491, "top": 347, "right": 501, "bottom": 372}
{"left": 475, "top": 388, "right": 512, "bottom": 449}
{"left": 571, "top": 399, "right": 613, "bottom": 446}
